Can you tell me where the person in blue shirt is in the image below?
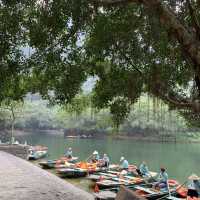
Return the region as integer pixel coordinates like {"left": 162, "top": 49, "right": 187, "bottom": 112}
{"left": 155, "top": 168, "right": 169, "bottom": 189}
{"left": 120, "top": 157, "right": 129, "bottom": 170}
{"left": 187, "top": 174, "right": 200, "bottom": 199}
{"left": 65, "top": 147, "right": 72, "bottom": 159}
{"left": 136, "top": 161, "right": 150, "bottom": 177}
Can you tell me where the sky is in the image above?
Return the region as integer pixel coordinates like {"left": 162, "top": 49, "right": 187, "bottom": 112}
{"left": 81, "top": 76, "right": 98, "bottom": 93}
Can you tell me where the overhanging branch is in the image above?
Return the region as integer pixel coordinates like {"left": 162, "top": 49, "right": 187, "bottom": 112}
{"left": 92, "top": 0, "right": 200, "bottom": 77}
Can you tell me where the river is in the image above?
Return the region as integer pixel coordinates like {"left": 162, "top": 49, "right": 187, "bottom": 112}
{"left": 16, "top": 133, "right": 200, "bottom": 191}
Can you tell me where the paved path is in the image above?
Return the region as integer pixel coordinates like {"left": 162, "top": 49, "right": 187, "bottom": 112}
{"left": 0, "top": 151, "right": 94, "bottom": 200}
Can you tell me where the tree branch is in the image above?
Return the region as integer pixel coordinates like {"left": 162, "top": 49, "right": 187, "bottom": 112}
{"left": 92, "top": 0, "right": 138, "bottom": 6}
{"left": 186, "top": 0, "right": 200, "bottom": 39}
{"left": 93, "top": 0, "right": 200, "bottom": 78}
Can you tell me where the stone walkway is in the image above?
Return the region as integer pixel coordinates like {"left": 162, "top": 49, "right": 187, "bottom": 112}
{"left": 0, "top": 151, "right": 94, "bottom": 200}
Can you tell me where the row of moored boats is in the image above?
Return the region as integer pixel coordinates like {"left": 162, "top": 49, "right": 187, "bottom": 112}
{"left": 28, "top": 147, "right": 200, "bottom": 200}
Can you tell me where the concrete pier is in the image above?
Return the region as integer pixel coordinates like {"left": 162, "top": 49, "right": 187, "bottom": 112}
{"left": 0, "top": 151, "right": 94, "bottom": 200}
{"left": 0, "top": 144, "right": 29, "bottom": 159}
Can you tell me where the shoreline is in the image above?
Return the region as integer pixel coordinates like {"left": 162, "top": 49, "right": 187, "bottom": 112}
{"left": 2, "top": 129, "right": 200, "bottom": 143}
{"left": 112, "top": 135, "right": 200, "bottom": 143}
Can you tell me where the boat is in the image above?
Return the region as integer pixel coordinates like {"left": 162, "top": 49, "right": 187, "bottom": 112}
{"left": 28, "top": 146, "right": 48, "bottom": 160}
{"left": 94, "top": 179, "right": 180, "bottom": 200}
{"left": 96, "top": 176, "right": 144, "bottom": 189}
{"left": 39, "top": 160, "right": 57, "bottom": 169}
{"left": 56, "top": 156, "right": 79, "bottom": 164}
{"left": 134, "top": 185, "right": 171, "bottom": 200}
{"left": 87, "top": 172, "right": 115, "bottom": 182}
{"left": 88, "top": 168, "right": 157, "bottom": 187}
{"left": 88, "top": 171, "right": 137, "bottom": 182}
{"left": 57, "top": 168, "right": 88, "bottom": 178}
{"left": 75, "top": 162, "right": 107, "bottom": 174}
{"left": 56, "top": 161, "right": 108, "bottom": 178}
{"left": 107, "top": 170, "right": 157, "bottom": 178}
{"left": 133, "top": 180, "right": 180, "bottom": 200}
{"left": 39, "top": 156, "right": 78, "bottom": 169}
{"left": 65, "top": 135, "right": 80, "bottom": 139}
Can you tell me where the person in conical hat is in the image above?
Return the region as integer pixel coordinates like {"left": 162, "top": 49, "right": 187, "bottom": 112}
{"left": 93, "top": 150, "right": 98, "bottom": 155}
{"left": 188, "top": 174, "right": 200, "bottom": 180}
{"left": 102, "top": 153, "right": 110, "bottom": 168}
{"left": 119, "top": 156, "right": 129, "bottom": 170}
{"left": 92, "top": 150, "right": 99, "bottom": 163}
{"left": 187, "top": 174, "right": 200, "bottom": 200}
{"left": 65, "top": 147, "right": 73, "bottom": 159}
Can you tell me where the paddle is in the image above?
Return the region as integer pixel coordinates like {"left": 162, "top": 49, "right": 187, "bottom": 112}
{"left": 139, "top": 172, "right": 157, "bottom": 186}
{"left": 85, "top": 153, "right": 93, "bottom": 162}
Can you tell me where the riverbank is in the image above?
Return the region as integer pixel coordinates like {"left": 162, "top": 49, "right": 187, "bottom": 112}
{"left": 2, "top": 128, "right": 200, "bottom": 143}
{"left": 112, "top": 133, "right": 200, "bottom": 143}
{"left": 0, "top": 151, "right": 93, "bottom": 200}
{"left": 0, "top": 129, "right": 64, "bottom": 137}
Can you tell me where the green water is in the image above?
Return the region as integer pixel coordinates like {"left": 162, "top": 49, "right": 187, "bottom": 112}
{"left": 16, "top": 133, "right": 200, "bottom": 190}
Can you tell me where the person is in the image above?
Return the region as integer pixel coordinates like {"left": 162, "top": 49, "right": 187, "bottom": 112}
{"left": 187, "top": 174, "right": 200, "bottom": 200}
{"left": 155, "top": 168, "right": 168, "bottom": 189}
{"left": 136, "top": 161, "right": 150, "bottom": 177}
{"left": 65, "top": 147, "right": 72, "bottom": 159}
{"left": 102, "top": 154, "right": 110, "bottom": 168}
{"left": 91, "top": 150, "right": 100, "bottom": 163}
{"left": 120, "top": 157, "right": 129, "bottom": 170}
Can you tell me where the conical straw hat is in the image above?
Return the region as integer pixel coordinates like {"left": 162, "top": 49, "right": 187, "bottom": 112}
{"left": 188, "top": 174, "right": 200, "bottom": 180}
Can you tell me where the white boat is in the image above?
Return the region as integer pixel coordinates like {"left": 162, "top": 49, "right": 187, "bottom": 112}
{"left": 28, "top": 146, "right": 48, "bottom": 160}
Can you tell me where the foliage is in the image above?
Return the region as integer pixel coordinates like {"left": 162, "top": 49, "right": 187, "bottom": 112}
{"left": 109, "top": 96, "right": 131, "bottom": 128}
{"left": 1, "top": 0, "right": 200, "bottom": 127}
{"left": 0, "top": 95, "right": 195, "bottom": 138}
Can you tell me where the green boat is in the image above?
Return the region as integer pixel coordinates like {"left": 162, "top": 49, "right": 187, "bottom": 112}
{"left": 57, "top": 168, "right": 88, "bottom": 178}
{"left": 39, "top": 160, "right": 57, "bottom": 169}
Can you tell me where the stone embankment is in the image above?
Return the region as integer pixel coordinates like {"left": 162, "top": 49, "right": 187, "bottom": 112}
{"left": 0, "top": 144, "right": 29, "bottom": 159}
{"left": 0, "top": 151, "right": 94, "bottom": 200}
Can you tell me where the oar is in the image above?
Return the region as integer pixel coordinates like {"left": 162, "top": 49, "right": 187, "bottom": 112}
{"left": 85, "top": 153, "right": 93, "bottom": 162}
{"left": 146, "top": 171, "right": 157, "bottom": 182}
{"left": 101, "top": 181, "right": 158, "bottom": 193}
{"left": 141, "top": 173, "right": 157, "bottom": 185}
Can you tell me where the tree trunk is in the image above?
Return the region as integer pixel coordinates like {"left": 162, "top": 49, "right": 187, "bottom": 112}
{"left": 10, "top": 106, "right": 15, "bottom": 144}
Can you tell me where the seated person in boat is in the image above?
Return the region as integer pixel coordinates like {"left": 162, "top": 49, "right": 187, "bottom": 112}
{"left": 187, "top": 174, "right": 200, "bottom": 200}
{"left": 120, "top": 157, "right": 129, "bottom": 170}
{"left": 136, "top": 161, "right": 150, "bottom": 177}
{"left": 154, "top": 168, "right": 168, "bottom": 189}
{"left": 91, "top": 150, "right": 100, "bottom": 163}
{"left": 65, "top": 147, "right": 73, "bottom": 159}
{"left": 102, "top": 154, "right": 110, "bottom": 167}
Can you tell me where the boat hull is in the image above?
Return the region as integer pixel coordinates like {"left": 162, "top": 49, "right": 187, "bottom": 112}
{"left": 57, "top": 168, "right": 88, "bottom": 178}
{"left": 28, "top": 151, "right": 48, "bottom": 160}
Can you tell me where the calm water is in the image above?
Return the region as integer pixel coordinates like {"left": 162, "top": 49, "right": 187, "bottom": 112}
{"left": 16, "top": 133, "right": 200, "bottom": 189}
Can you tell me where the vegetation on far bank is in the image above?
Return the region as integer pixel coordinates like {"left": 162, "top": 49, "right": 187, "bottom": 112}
{"left": 0, "top": 94, "right": 200, "bottom": 142}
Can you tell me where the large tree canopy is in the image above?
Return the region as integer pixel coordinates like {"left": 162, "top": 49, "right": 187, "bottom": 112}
{"left": 1, "top": 0, "right": 200, "bottom": 126}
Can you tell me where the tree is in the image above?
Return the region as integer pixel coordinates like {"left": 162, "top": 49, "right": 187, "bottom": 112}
{"left": 1, "top": 0, "right": 200, "bottom": 127}
{"left": 0, "top": 100, "right": 23, "bottom": 143}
